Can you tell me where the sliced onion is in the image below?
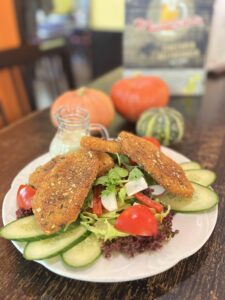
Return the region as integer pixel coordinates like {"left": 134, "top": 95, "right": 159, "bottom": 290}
{"left": 125, "top": 177, "right": 148, "bottom": 196}
{"left": 101, "top": 192, "right": 118, "bottom": 211}
{"left": 149, "top": 185, "right": 165, "bottom": 196}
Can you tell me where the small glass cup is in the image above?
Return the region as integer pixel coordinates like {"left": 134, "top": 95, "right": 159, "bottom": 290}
{"left": 49, "top": 105, "right": 109, "bottom": 156}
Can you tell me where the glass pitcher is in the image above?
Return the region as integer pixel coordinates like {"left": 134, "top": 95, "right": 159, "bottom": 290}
{"left": 49, "top": 105, "right": 109, "bottom": 156}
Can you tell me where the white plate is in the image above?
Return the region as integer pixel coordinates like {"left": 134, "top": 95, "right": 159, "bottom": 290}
{"left": 2, "top": 147, "right": 218, "bottom": 282}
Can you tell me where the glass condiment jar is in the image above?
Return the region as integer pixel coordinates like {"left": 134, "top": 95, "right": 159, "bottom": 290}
{"left": 49, "top": 105, "right": 109, "bottom": 156}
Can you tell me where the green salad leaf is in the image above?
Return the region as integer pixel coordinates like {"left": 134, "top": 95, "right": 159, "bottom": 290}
{"left": 118, "top": 187, "right": 127, "bottom": 205}
{"left": 101, "top": 185, "right": 117, "bottom": 196}
{"left": 108, "top": 166, "right": 128, "bottom": 179}
{"left": 94, "top": 175, "right": 109, "bottom": 186}
{"left": 128, "top": 167, "right": 144, "bottom": 181}
{"left": 110, "top": 153, "right": 130, "bottom": 166}
{"left": 95, "top": 165, "right": 128, "bottom": 196}
{"left": 80, "top": 205, "right": 132, "bottom": 241}
{"left": 155, "top": 204, "right": 171, "bottom": 223}
{"left": 81, "top": 218, "right": 128, "bottom": 241}
{"left": 100, "top": 210, "right": 120, "bottom": 219}
{"left": 80, "top": 212, "right": 98, "bottom": 224}
{"left": 142, "top": 169, "right": 157, "bottom": 186}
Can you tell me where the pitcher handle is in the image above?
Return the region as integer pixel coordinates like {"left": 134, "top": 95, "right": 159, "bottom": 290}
{"left": 89, "top": 123, "right": 109, "bottom": 139}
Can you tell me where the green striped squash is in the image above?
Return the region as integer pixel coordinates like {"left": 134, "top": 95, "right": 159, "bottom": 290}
{"left": 136, "top": 107, "right": 184, "bottom": 146}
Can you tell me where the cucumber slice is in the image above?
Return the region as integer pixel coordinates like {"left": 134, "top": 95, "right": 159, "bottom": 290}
{"left": 159, "top": 182, "right": 218, "bottom": 212}
{"left": 180, "top": 162, "right": 201, "bottom": 170}
{"left": 24, "top": 225, "right": 88, "bottom": 260}
{"left": 62, "top": 234, "right": 101, "bottom": 268}
{"left": 185, "top": 169, "right": 216, "bottom": 186}
{"left": 0, "top": 216, "right": 47, "bottom": 241}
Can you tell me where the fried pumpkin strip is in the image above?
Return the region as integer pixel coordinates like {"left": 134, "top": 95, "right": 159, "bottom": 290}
{"left": 29, "top": 151, "right": 114, "bottom": 191}
{"left": 80, "top": 136, "right": 121, "bottom": 154}
{"left": 97, "top": 152, "right": 114, "bottom": 176}
{"left": 29, "top": 155, "right": 65, "bottom": 189}
{"left": 32, "top": 149, "right": 99, "bottom": 234}
{"left": 81, "top": 133, "right": 193, "bottom": 196}
{"left": 118, "top": 131, "right": 194, "bottom": 197}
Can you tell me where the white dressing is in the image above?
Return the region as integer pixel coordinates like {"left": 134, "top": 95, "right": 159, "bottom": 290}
{"left": 49, "top": 129, "right": 86, "bottom": 156}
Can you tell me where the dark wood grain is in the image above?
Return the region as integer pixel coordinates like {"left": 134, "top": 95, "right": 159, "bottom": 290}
{"left": 0, "top": 68, "right": 225, "bottom": 300}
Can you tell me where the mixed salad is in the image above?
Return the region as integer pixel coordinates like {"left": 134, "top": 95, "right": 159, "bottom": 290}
{"left": 0, "top": 138, "right": 218, "bottom": 269}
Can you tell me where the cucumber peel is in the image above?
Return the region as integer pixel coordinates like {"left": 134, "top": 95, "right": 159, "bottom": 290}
{"left": 159, "top": 182, "right": 218, "bottom": 213}
{"left": 0, "top": 216, "right": 48, "bottom": 241}
{"left": 62, "top": 234, "right": 101, "bottom": 268}
{"left": 23, "top": 225, "right": 88, "bottom": 260}
{"left": 184, "top": 169, "right": 216, "bottom": 186}
{"left": 180, "top": 161, "right": 201, "bottom": 170}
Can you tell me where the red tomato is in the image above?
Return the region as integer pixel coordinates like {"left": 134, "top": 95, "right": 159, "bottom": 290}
{"left": 134, "top": 193, "right": 163, "bottom": 213}
{"left": 92, "top": 187, "right": 103, "bottom": 216}
{"left": 143, "top": 137, "right": 160, "bottom": 148}
{"left": 115, "top": 205, "right": 158, "bottom": 236}
{"left": 17, "top": 185, "right": 36, "bottom": 209}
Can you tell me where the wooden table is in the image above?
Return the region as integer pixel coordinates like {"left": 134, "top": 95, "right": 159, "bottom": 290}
{"left": 0, "top": 68, "right": 224, "bottom": 300}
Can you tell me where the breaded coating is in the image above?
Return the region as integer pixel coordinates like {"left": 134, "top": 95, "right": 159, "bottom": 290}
{"left": 29, "top": 151, "right": 114, "bottom": 190}
{"left": 118, "top": 131, "right": 194, "bottom": 197}
{"left": 80, "top": 136, "right": 121, "bottom": 154}
{"left": 80, "top": 133, "right": 193, "bottom": 196}
{"left": 29, "top": 155, "right": 65, "bottom": 189}
{"left": 32, "top": 149, "right": 99, "bottom": 234}
{"left": 97, "top": 152, "right": 114, "bottom": 176}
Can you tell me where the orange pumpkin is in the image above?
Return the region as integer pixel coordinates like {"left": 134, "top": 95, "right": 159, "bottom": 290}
{"left": 50, "top": 87, "right": 115, "bottom": 127}
{"left": 110, "top": 76, "right": 169, "bottom": 122}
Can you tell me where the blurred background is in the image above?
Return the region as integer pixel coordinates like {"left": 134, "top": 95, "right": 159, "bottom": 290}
{"left": 0, "top": 0, "right": 124, "bottom": 128}
{"left": 0, "top": 0, "right": 223, "bottom": 129}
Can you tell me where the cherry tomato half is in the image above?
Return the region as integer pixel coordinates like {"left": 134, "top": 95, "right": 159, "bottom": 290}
{"left": 143, "top": 137, "right": 160, "bottom": 149}
{"left": 115, "top": 205, "right": 158, "bottom": 236}
{"left": 17, "top": 185, "right": 36, "bottom": 210}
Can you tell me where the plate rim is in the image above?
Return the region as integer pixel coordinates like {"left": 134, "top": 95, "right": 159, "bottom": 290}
{"left": 2, "top": 147, "right": 218, "bottom": 282}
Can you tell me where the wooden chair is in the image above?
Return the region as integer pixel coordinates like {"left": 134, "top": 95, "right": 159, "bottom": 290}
{"left": 0, "top": 42, "right": 75, "bottom": 128}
